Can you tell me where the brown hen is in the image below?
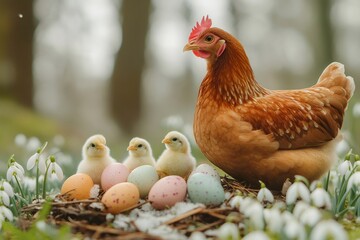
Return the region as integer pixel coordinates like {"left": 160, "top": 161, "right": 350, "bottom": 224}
{"left": 183, "top": 16, "right": 355, "bottom": 190}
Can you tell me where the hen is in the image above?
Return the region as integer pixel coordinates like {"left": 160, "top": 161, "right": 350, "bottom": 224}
{"left": 183, "top": 16, "right": 355, "bottom": 190}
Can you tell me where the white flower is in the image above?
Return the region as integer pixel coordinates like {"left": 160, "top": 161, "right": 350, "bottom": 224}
{"left": 1, "top": 181, "right": 14, "bottom": 198}
{"left": 229, "top": 196, "right": 244, "bottom": 209}
{"left": 352, "top": 102, "right": 360, "bottom": 117}
{"left": 243, "top": 231, "right": 269, "bottom": 240}
{"left": 299, "top": 207, "right": 322, "bottom": 227}
{"left": 310, "top": 220, "right": 348, "bottom": 240}
{"left": 286, "top": 181, "right": 310, "bottom": 205}
{"left": 49, "top": 160, "right": 64, "bottom": 181}
{"left": 337, "top": 160, "right": 352, "bottom": 178}
{"left": 0, "top": 192, "right": 10, "bottom": 206}
{"left": 311, "top": 187, "right": 332, "bottom": 209}
{"left": 283, "top": 218, "right": 306, "bottom": 240}
{"left": 6, "top": 165, "right": 24, "bottom": 182}
{"left": 27, "top": 152, "right": 39, "bottom": 170}
{"left": 26, "top": 137, "right": 41, "bottom": 152}
{"left": 293, "top": 201, "right": 310, "bottom": 219}
{"left": 243, "top": 201, "right": 265, "bottom": 230}
{"left": 189, "top": 231, "right": 207, "bottom": 240}
{"left": 0, "top": 205, "right": 13, "bottom": 222}
{"left": 257, "top": 187, "right": 274, "bottom": 203}
{"left": 14, "top": 134, "right": 27, "bottom": 147}
{"left": 264, "top": 208, "right": 283, "bottom": 233}
{"left": 38, "top": 155, "right": 47, "bottom": 174}
{"left": 347, "top": 171, "right": 360, "bottom": 191}
{"left": 217, "top": 222, "right": 240, "bottom": 240}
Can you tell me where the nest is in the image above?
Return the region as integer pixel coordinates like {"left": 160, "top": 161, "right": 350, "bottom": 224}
{"left": 19, "top": 176, "right": 285, "bottom": 239}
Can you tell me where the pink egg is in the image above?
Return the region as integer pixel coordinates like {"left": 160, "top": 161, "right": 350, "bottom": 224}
{"left": 101, "top": 163, "right": 130, "bottom": 191}
{"left": 148, "top": 175, "right": 187, "bottom": 210}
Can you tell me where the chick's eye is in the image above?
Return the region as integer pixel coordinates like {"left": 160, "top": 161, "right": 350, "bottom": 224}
{"left": 138, "top": 144, "right": 143, "bottom": 148}
{"left": 204, "top": 35, "right": 214, "bottom": 42}
{"left": 172, "top": 138, "right": 178, "bottom": 141}
{"left": 90, "top": 143, "right": 96, "bottom": 148}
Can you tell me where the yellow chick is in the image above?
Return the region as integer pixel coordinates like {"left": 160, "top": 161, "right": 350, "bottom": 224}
{"left": 122, "top": 137, "right": 156, "bottom": 171}
{"left": 77, "top": 134, "right": 116, "bottom": 184}
{"left": 156, "top": 131, "right": 196, "bottom": 179}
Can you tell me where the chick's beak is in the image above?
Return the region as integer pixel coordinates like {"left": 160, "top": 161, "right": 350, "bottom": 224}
{"left": 127, "top": 145, "right": 137, "bottom": 151}
{"left": 96, "top": 143, "right": 106, "bottom": 150}
{"left": 183, "top": 42, "right": 200, "bottom": 52}
{"left": 162, "top": 138, "right": 172, "bottom": 144}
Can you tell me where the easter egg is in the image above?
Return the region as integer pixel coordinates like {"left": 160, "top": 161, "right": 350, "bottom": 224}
{"left": 187, "top": 173, "right": 225, "bottom": 206}
{"left": 148, "top": 175, "right": 187, "bottom": 210}
{"left": 101, "top": 182, "right": 139, "bottom": 214}
{"left": 101, "top": 163, "right": 130, "bottom": 191}
{"left": 191, "top": 163, "right": 221, "bottom": 182}
{"left": 127, "top": 165, "right": 159, "bottom": 198}
{"left": 61, "top": 173, "right": 94, "bottom": 200}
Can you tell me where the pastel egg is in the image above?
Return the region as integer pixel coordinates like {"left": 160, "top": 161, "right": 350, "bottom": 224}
{"left": 101, "top": 182, "right": 139, "bottom": 214}
{"left": 61, "top": 173, "right": 94, "bottom": 200}
{"left": 148, "top": 176, "right": 187, "bottom": 210}
{"left": 191, "top": 163, "right": 221, "bottom": 182}
{"left": 127, "top": 165, "right": 159, "bottom": 198}
{"left": 101, "top": 163, "right": 130, "bottom": 191}
{"left": 187, "top": 173, "right": 225, "bottom": 206}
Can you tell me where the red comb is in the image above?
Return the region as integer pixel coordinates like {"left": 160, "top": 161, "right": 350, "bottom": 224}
{"left": 188, "top": 15, "right": 212, "bottom": 41}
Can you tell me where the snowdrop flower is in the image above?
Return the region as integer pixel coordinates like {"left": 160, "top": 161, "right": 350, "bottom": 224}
{"left": 217, "top": 222, "right": 240, "bottom": 240}
{"left": 352, "top": 102, "right": 360, "bottom": 117}
{"left": 229, "top": 196, "right": 243, "bottom": 209}
{"left": 0, "top": 181, "right": 14, "bottom": 206}
{"left": 286, "top": 181, "right": 310, "bottom": 205}
{"left": 48, "top": 156, "right": 63, "bottom": 181}
{"left": 283, "top": 218, "right": 306, "bottom": 240}
{"left": 347, "top": 171, "right": 360, "bottom": 191}
{"left": 243, "top": 201, "right": 265, "bottom": 230}
{"left": 337, "top": 160, "right": 352, "bottom": 178}
{"left": 298, "top": 207, "right": 322, "bottom": 227}
{"left": 264, "top": 208, "right": 283, "bottom": 233}
{"left": 7, "top": 157, "right": 25, "bottom": 182}
{"left": 14, "top": 133, "right": 27, "bottom": 147}
{"left": 0, "top": 205, "right": 14, "bottom": 230}
{"left": 26, "top": 136, "right": 41, "bottom": 152}
{"left": 27, "top": 152, "right": 40, "bottom": 170}
{"left": 189, "top": 231, "right": 207, "bottom": 240}
{"left": 310, "top": 220, "right": 348, "bottom": 240}
{"left": 257, "top": 181, "right": 274, "bottom": 203}
{"left": 311, "top": 187, "right": 332, "bottom": 209}
{"left": 293, "top": 201, "right": 310, "bottom": 219}
{"left": 243, "top": 231, "right": 269, "bottom": 240}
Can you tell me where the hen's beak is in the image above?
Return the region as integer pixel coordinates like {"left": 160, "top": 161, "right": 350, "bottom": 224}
{"left": 183, "top": 42, "right": 200, "bottom": 52}
{"left": 127, "top": 145, "right": 137, "bottom": 151}
{"left": 162, "top": 138, "right": 172, "bottom": 144}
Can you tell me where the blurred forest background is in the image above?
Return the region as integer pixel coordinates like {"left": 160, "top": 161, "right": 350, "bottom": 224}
{"left": 0, "top": 0, "right": 359, "bottom": 175}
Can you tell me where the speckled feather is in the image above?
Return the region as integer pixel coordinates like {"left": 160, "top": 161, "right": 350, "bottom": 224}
{"left": 189, "top": 25, "right": 354, "bottom": 190}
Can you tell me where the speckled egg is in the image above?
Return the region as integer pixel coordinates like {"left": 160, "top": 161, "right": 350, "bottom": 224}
{"left": 191, "top": 163, "right": 221, "bottom": 182}
{"left": 127, "top": 165, "right": 159, "bottom": 198}
{"left": 101, "top": 182, "right": 139, "bottom": 214}
{"left": 101, "top": 163, "right": 130, "bottom": 191}
{"left": 61, "top": 173, "right": 94, "bottom": 200}
{"left": 187, "top": 173, "right": 225, "bottom": 206}
{"left": 148, "top": 175, "right": 187, "bottom": 210}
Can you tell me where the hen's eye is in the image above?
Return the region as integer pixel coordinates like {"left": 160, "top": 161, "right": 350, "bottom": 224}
{"left": 204, "top": 35, "right": 214, "bottom": 42}
{"left": 138, "top": 144, "right": 143, "bottom": 148}
{"left": 172, "top": 138, "right": 178, "bottom": 141}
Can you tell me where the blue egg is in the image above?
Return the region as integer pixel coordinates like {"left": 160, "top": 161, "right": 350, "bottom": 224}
{"left": 187, "top": 173, "right": 225, "bottom": 206}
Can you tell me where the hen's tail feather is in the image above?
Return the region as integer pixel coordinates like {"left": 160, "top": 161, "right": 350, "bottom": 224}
{"left": 317, "top": 62, "right": 355, "bottom": 100}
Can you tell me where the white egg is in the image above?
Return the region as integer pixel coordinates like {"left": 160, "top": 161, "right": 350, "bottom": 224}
{"left": 127, "top": 165, "right": 159, "bottom": 198}
{"left": 187, "top": 173, "right": 225, "bottom": 206}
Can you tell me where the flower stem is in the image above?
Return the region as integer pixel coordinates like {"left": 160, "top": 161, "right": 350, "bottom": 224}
{"left": 36, "top": 161, "right": 39, "bottom": 199}
{"left": 14, "top": 176, "right": 25, "bottom": 199}
{"left": 42, "top": 161, "right": 50, "bottom": 199}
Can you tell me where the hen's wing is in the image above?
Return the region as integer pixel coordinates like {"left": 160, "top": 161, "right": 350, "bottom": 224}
{"left": 238, "top": 87, "right": 346, "bottom": 149}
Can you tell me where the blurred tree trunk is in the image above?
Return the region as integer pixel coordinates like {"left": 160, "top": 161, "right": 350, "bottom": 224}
{"left": 317, "top": 0, "right": 334, "bottom": 66}
{"left": 5, "top": 0, "right": 35, "bottom": 108}
{"left": 110, "top": 0, "right": 151, "bottom": 136}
